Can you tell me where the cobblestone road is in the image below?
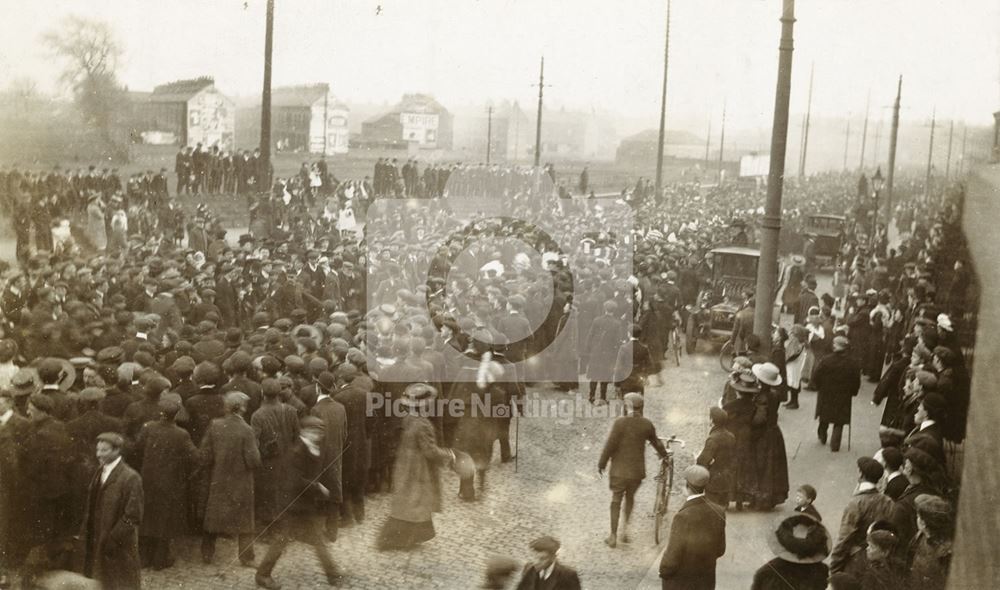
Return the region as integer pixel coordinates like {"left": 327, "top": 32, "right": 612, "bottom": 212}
{"left": 139, "top": 353, "right": 724, "bottom": 590}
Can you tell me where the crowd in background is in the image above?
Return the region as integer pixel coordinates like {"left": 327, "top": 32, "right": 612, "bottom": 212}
{"left": 0, "top": 155, "right": 977, "bottom": 589}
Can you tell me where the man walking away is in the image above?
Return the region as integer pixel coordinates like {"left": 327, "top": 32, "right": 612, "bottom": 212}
{"left": 813, "top": 336, "right": 861, "bottom": 452}
{"left": 598, "top": 393, "right": 668, "bottom": 547}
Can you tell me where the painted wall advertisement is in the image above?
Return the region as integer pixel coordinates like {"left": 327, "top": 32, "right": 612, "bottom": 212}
{"left": 400, "top": 112, "right": 439, "bottom": 147}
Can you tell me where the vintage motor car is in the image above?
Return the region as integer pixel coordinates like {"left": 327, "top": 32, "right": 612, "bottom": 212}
{"left": 685, "top": 246, "right": 761, "bottom": 353}
{"left": 804, "top": 214, "right": 847, "bottom": 268}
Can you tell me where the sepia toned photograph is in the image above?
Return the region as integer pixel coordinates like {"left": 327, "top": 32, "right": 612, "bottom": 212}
{"left": 0, "top": 1, "right": 997, "bottom": 588}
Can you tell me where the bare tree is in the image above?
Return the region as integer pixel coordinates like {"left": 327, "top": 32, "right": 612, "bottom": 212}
{"left": 42, "top": 15, "right": 128, "bottom": 160}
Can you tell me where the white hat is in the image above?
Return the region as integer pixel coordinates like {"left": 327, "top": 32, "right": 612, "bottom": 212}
{"left": 936, "top": 313, "right": 953, "bottom": 332}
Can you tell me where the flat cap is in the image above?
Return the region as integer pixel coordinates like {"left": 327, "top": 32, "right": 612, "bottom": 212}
{"left": 529, "top": 535, "right": 560, "bottom": 554}
{"left": 683, "top": 465, "right": 711, "bottom": 488}
{"left": 857, "top": 457, "right": 884, "bottom": 483}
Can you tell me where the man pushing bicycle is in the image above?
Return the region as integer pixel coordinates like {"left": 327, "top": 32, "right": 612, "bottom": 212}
{"left": 597, "top": 392, "right": 668, "bottom": 548}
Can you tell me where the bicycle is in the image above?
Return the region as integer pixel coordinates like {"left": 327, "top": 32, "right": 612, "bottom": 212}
{"left": 669, "top": 325, "right": 682, "bottom": 367}
{"left": 653, "top": 435, "right": 686, "bottom": 544}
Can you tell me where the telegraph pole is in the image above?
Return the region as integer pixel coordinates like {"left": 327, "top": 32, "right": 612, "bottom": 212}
{"left": 925, "top": 108, "right": 936, "bottom": 202}
{"left": 959, "top": 124, "right": 968, "bottom": 176}
{"left": 533, "top": 56, "right": 545, "bottom": 168}
{"left": 654, "top": 0, "right": 672, "bottom": 204}
{"left": 872, "top": 116, "right": 883, "bottom": 168}
{"left": 885, "top": 76, "right": 902, "bottom": 217}
{"left": 703, "top": 120, "right": 711, "bottom": 166}
{"left": 717, "top": 101, "right": 727, "bottom": 185}
{"left": 797, "top": 62, "right": 814, "bottom": 177}
{"left": 259, "top": 0, "right": 275, "bottom": 190}
{"left": 945, "top": 119, "right": 954, "bottom": 180}
{"left": 859, "top": 90, "right": 870, "bottom": 170}
{"left": 753, "top": 0, "right": 796, "bottom": 343}
{"left": 486, "top": 105, "right": 493, "bottom": 165}
{"left": 843, "top": 116, "right": 851, "bottom": 171}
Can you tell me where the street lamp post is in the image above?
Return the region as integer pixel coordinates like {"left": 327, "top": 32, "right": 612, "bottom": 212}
{"left": 870, "top": 167, "right": 884, "bottom": 249}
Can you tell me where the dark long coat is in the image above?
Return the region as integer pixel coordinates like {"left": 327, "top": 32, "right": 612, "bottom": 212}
{"left": 598, "top": 415, "right": 667, "bottom": 480}
{"left": 22, "top": 415, "right": 73, "bottom": 545}
{"left": 584, "top": 313, "right": 625, "bottom": 381}
{"left": 334, "top": 383, "right": 373, "bottom": 494}
{"left": 813, "top": 349, "right": 861, "bottom": 425}
{"left": 82, "top": 460, "right": 144, "bottom": 590}
{"left": 723, "top": 394, "right": 756, "bottom": 502}
{"left": 136, "top": 420, "right": 197, "bottom": 539}
{"left": 751, "top": 558, "right": 828, "bottom": 590}
{"left": 659, "top": 496, "right": 727, "bottom": 590}
{"left": 697, "top": 424, "right": 737, "bottom": 505}
{"left": 0, "top": 413, "right": 30, "bottom": 567}
{"left": 201, "top": 414, "right": 261, "bottom": 534}
{"left": 310, "top": 396, "right": 348, "bottom": 504}
{"left": 875, "top": 356, "right": 909, "bottom": 429}
{"left": 249, "top": 400, "right": 300, "bottom": 524}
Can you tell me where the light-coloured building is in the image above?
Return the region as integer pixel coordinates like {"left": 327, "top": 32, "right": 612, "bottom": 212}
{"left": 129, "top": 77, "right": 235, "bottom": 148}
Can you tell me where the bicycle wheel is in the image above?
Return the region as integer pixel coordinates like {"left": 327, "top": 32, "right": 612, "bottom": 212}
{"left": 719, "top": 339, "right": 735, "bottom": 372}
{"left": 653, "top": 474, "right": 666, "bottom": 544}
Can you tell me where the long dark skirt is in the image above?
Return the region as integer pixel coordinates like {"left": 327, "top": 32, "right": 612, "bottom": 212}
{"left": 750, "top": 426, "right": 789, "bottom": 508}
{"left": 376, "top": 517, "right": 435, "bottom": 551}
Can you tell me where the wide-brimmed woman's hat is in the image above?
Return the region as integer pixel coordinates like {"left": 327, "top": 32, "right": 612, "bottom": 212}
{"left": 767, "top": 514, "right": 831, "bottom": 564}
{"left": 401, "top": 382, "right": 437, "bottom": 411}
{"left": 752, "top": 362, "right": 783, "bottom": 387}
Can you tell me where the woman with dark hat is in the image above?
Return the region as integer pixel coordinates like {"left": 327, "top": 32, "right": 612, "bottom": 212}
{"left": 377, "top": 383, "right": 455, "bottom": 551}
{"left": 749, "top": 363, "right": 790, "bottom": 510}
{"left": 751, "top": 513, "right": 831, "bottom": 590}
{"left": 722, "top": 368, "right": 758, "bottom": 510}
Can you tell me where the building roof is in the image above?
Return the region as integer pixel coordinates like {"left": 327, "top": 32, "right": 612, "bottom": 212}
{"left": 272, "top": 84, "right": 329, "bottom": 108}
{"left": 621, "top": 128, "right": 702, "bottom": 145}
{"left": 365, "top": 93, "right": 449, "bottom": 123}
{"left": 148, "top": 77, "right": 216, "bottom": 103}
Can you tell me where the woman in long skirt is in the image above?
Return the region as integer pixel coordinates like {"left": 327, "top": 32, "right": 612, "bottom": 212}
{"left": 749, "top": 363, "right": 790, "bottom": 510}
{"left": 377, "top": 384, "right": 454, "bottom": 551}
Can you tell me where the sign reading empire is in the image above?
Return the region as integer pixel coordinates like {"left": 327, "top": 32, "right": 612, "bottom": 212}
{"left": 400, "top": 112, "right": 440, "bottom": 146}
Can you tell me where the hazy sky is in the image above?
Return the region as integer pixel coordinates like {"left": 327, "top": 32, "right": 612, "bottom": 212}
{"left": 1, "top": 0, "right": 997, "bottom": 134}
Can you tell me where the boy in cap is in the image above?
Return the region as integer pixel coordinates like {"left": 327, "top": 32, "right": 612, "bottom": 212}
{"left": 514, "top": 535, "right": 580, "bottom": 590}
{"left": 659, "top": 465, "right": 726, "bottom": 590}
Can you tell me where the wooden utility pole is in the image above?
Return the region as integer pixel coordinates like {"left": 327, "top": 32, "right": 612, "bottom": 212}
{"left": 703, "top": 120, "right": 711, "bottom": 166}
{"left": 259, "top": 0, "right": 275, "bottom": 190}
{"left": 959, "top": 124, "right": 968, "bottom": 176}
{"left": 945, "top": 119, "right": 954, "bottom": 180}
{"left": 654, "top": 0, "right": 672, "bottom": 204}
{"left": 843, "top": 116, "right": 851, "bottom": 170}
{"left": 486, "top": 105, "right": 493, "bottom": 165}
{"left": 885, "top": 76, "right": 902, "bottom": 216}
{"left": 859, "top": 90, "right": 870, "bottom": 170}
{"left": 753, "top": 0, "right": 796, "bottom": 344}
{"left": 872, "top": 116, "right": 883, "bottom": 169}
{"left": 925, "top": 107, "right": 936, "bottom": 202}
{"left": 533, "top": 56, "right": 545, "bottom": 168}
{"left": 717, "top": 101, "right": 726, "bottom": 184}
{"left": 797, "top": 62, "right": 814, "bottom": 177}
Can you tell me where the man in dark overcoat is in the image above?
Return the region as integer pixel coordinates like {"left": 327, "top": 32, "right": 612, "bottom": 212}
{"left": 22, "top": 393, "right": 74, "bottom": 555}
{"left": 200, "top": 392, "right": 261, "bottom": 566}
{"left": 81, "top": 432, "right": 144, "bottom": 590}
{"left": 135, "top": 399, "right": 197, "bottom": 570}
{"left": 310, "top": 379, "right": 348, "bottom": 541}
{"left": 333, "top": 369, "right": 373, "bottom": 525}
{"left": 66, "top": 388, "right": 123, "bottom": 533}
{"left": 598, "top": 393, "right": 668, "bottom": 547}
{"left": 659, "top": 466, "right": 727, "bottom": 590}
{"left": 250, "top": 379, "right": 300, "bottom": 528}
{"left": 255, "top": 416, "right": 340, "bottom": 590}
{"left": 585, "top": 300, "right": 626, "bottom": 404}
{"left": 0, "top": 391, "right": 30, "bottom": 577}
{"left": 812, "top": 336, "right": 861, "bottom": 452}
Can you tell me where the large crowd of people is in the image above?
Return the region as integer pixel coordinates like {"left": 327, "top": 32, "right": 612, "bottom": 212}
{"left": 0, "top": 152, "right": 976, "bottom": 589}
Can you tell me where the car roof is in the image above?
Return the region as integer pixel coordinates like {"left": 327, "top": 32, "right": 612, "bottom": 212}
{"left": 710, "top": 246, "right": 761, "bottom": 257}
{"left": 809, "top": 214, "right": 847, "bottom": 221}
